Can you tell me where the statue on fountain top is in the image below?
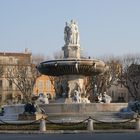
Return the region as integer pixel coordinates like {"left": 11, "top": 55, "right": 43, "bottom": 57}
{"left": 64, "top": 20, "right": 80, "bottom": 45}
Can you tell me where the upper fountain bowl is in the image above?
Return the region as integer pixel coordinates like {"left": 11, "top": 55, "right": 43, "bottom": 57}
{"left": 37, "top": 58, "right": 108, "bottom": 76}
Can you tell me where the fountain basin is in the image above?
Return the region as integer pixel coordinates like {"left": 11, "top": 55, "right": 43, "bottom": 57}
{"left": 0, "top": 103, "right": 128, "bottom": 122}
{"left": 40, "top": 103, "right": 128, "bottom": 122}
{"left": 37, "top": 59, "right": 108, "bottom": 76}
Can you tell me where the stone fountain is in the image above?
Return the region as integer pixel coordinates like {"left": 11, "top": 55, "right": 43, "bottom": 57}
{"left": 36, "top": 20, "right": 128, "bottom": 122}
{"left": 37, "top": 20, "right": 108, "bottom": 104}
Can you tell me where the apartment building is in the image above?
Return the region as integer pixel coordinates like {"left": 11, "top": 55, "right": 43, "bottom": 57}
{"left": 0, "top": 49, "right": 32, "bottom": 105}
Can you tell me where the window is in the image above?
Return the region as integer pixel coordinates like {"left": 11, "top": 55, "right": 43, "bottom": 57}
{"left": 46, "top": 80, "right": 51, "bottom": 91}
{"left": 9, "top": 80, "right": 12, "bottom": 88}
{"left": 24, "top": 59, "right": 29, "bottom": 64}
{"left": 0, "top": 80, "right": 2, "bottom": 88}
{"left": 112, "top": 91, "right": 114, "bottom": 99}
{"left": 17, "top": 95, "right": 21, "bottom": 100}
{"left": 6, "top": 94, "right": 12, "bottom": 100}
{"left": 38, "top": 80, "right": 43, "bottom": 93}
{"left": 0, "top": 95, "right": 2, "bottom": 102}
{"left": 9, "top": 58, "right": 13, "bottom": 64}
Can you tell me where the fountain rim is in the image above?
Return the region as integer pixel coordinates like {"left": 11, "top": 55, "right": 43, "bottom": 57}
{"left": 38, "top": 58, "right": 106, "bottom": 65}
{"left": 37, "top": 58, "right": 108, "bottom": 76}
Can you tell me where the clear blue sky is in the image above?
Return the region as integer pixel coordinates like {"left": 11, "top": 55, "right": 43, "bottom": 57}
{"left": 0, "top": 0, "right": 140, "bottom": 58}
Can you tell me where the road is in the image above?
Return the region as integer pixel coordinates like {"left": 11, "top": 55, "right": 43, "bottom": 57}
{"left": 0, "top": 133, "right": 140, "bottom": 140}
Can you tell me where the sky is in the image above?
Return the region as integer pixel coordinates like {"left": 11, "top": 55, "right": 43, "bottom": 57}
{"left": 0, "top": 0, "right": 140, "bottom": 58}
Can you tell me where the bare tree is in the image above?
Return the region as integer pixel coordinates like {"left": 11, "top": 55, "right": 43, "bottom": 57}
{"left": 32, "top": 53, "right": 46, "bottom": 65}
{"left": 119, "top": 54, "right": 140, "bottom": 101}
{"left": 53, "top": 50, "right": 64, "bottom": 59}
{"left": 123, "top": 64, "right": 140, "bottom": 101}
{"left": 85, "top": 59, "right": 122, "bottom": 102}
{"left": 88, "top": 54, "right": 140, "bottom": 102}
{"left": 6, "top": 64, "right": 39, "bottom": 103}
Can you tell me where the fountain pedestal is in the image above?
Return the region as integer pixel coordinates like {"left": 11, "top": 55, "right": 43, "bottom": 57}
{"left": 63, "top": 75, "right": 85, "bottom": 98}
{"left": 62, "top": 44, "right": 80, "bottom": 59}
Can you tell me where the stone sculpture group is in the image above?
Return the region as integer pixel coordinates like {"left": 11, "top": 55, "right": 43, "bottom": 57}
{"left": 72, "top": 89, "right": 90, "bottom": 103}
{"left": 97, "top": 92, "right": 112, "bottom": 103}
{"left": 64, "top": 20, "right": 80, "bottom": 45}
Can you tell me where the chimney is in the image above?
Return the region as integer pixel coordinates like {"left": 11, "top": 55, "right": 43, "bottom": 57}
{"left": 24, "top": 48, "right": 28, "bottom": 54}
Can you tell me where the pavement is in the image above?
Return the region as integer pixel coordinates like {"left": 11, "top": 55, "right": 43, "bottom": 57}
{"left": 0, "top": 129, "right": 140, "bottom": 134}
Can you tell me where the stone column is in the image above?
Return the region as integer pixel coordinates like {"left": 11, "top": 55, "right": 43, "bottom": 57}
{"left": 39, "top": 118, "right": 46, "bottom": 131}
{"left": 135, "top": 118, "right": 140, "bottom": 130}
{"left": 87, "top": 117, "right": 94, "bottom": 131}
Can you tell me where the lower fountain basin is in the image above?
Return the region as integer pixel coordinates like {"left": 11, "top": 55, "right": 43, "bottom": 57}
{"left": 0, "top": 103, "right": 128, "bottom": 122}
{"left": 40, "top": 103, "right": 128, "bottom": 122}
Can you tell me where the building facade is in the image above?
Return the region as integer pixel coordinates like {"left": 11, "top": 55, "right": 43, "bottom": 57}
{"left": 107, "top": 81, "right": 129, "bottom": 103}
{"left": 0, "top": 49, "right": 32, "bottom": 105}
{"left": 33, "top": 75, "right": 55, "bottom": 100}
